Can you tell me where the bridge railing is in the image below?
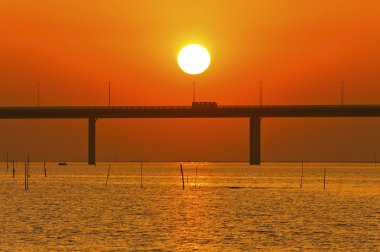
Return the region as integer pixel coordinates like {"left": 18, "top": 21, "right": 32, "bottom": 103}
{"left": 1, "top": 104, "right": 380, "bottom": 110}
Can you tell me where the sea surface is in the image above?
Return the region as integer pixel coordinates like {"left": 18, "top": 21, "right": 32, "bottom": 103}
{"left": 0, "top": 162, "right": 379, "bottom": 251}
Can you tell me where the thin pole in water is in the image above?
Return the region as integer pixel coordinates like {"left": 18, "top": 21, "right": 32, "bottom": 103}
{"left": 300, "top": 161, "right": 304, "bottom": 189}
{"left": 323, "top": 167, "right": 326, "bottom": 190}
{"left": 195, "top": 165, "right": 198, "bottom": 188}
{"left": 12, "top": 160, "right": 15, "bottom": 178}
{"left": 180, "top": 163, "right": 185, "bottom": 190}
{"left": 44, "top": 162, "right": 47, "bottom": 177}
{"left": 140, "top": 162, "right": 143, "bottom": 188}
{"left": 105, "top": 164, "right": 110, "bottom": 187}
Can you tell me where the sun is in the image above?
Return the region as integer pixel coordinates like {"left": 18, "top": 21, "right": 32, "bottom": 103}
{"left": 177, "top": 44, "right": 211, "bottom": 75}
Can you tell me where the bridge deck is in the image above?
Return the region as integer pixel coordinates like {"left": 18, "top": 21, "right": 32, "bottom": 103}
{"left": 1, "top": 105, "right": 380, "bottom": 118}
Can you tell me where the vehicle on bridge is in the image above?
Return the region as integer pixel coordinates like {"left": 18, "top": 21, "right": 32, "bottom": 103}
{"left": 192, "top": 101, "right": 218, "bottom": 108}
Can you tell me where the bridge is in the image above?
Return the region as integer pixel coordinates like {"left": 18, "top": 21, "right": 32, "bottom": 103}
{"left": 1, "top": 105, "right": 380, "bottom": 165}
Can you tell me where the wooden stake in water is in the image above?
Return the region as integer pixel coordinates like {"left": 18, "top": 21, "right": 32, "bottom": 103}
{"left": 300, "top": 161, "right": 304, "bottom": 189}
{"left": 195, "top": 165, "right": 198, "bottom": 188}
{"left": 323, "top": 167, "right": 326, "bottom": 190}
{"left": 105, "top": 164, "right": 110, "bottom": 187}
{"left": 12, "top": 160, "right": 15, "bottom": 178}
{"left": 180, "top": 163, "right": 185, "bottom": 190}
{"left": 12, "top": 160, "right": 16, "bottom": 178}
{"left": 44, "top": 162, "right": 47, "bottom": 177}
{"left": 140, "top": 162, "right": 143, "bottom": 188}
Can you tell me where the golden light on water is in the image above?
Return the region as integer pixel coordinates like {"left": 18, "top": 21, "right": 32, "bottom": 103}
{"left": 177, "top": 44, "right": 211, "bottom": 75}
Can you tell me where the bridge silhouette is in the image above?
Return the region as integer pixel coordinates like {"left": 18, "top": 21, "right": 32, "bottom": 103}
{"left": 1, "top": 105, "right": 380, "bottom": 165}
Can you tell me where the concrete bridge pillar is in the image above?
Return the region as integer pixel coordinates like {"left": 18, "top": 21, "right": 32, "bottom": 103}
{"left": 250, "top": 116, "right": 261, "bottom": 165}
{"left": 88, "top": 117, "right": 96, "bottom": 165}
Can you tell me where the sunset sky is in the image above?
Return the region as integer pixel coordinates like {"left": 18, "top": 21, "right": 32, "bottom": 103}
{"left": 1, "top": 1, "right": 380, "bottom": 162}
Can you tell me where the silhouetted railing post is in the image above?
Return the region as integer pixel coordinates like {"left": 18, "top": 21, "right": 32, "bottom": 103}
{"left": 250, "top": 117, "right": 261, "bottom": 165}
{"left": 88, "top": 117, "right": 96, "bottom": 165}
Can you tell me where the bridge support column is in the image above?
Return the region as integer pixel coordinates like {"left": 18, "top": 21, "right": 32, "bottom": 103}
{"left": 250, "top": 116, "right": 261, "bottom": 165}
{"left": 88, "top": 117, "right": 96, "bottom": 165}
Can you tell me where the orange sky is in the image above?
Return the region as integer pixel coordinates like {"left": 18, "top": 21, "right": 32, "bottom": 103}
{"left": 1, "top": 1, "right": 380, "bottom": 162}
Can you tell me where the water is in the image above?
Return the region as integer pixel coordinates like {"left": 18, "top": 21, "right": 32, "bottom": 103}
{"left": 0, "top": 162, "right": 379, "bottom": 251}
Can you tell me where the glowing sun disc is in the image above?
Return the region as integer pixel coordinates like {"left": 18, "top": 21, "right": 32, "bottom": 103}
{"left": 178, "top": 44, "right": 210, "bottom": 75}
